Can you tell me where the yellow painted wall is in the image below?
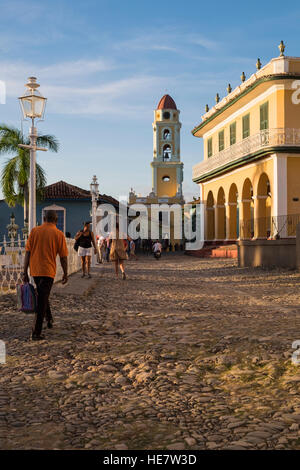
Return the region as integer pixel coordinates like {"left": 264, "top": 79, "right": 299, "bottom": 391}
{"left": 156, "top": 167, "right": 177, "bottom": 197}
{"left": 202, "top": 158, "right": 274, "bottom": 207}
{"left": 284, "top": 88, "right": 300, "bottom": 128}
{"left": 203, "top": 90, "right": 279, "bottom": 159}
{"left": 287, "top": 157, "right": 300, "bottom": 214}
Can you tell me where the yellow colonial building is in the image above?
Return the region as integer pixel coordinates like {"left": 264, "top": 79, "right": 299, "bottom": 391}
{"left": 129, "top": 94, "right": 184, "bottom": 247}
{"left": 192, "top": 42, "right": 300, "bottom": 243}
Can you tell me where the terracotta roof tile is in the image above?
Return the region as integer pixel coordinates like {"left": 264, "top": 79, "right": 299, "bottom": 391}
{"left": 157, "top": 94, "right": 177, "bottom": 110}
{"left": 43, "top": 180, "right": 119, "bottom": 206}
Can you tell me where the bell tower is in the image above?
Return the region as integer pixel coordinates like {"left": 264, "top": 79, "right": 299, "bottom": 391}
{"left": 151, "top": 94, "right": 184, "bottom": 200}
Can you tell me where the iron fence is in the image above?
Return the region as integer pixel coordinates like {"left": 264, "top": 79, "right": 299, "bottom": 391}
{"left": 0, "top": 236, "right": 81, "bottom": 295}
{"left": 239, "top": 214, "right": 300, "bottom": 240}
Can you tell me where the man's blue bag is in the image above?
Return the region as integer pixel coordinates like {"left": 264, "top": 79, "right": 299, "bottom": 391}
{"left": 17, "top": 283, "right": 37, "bottom": 313}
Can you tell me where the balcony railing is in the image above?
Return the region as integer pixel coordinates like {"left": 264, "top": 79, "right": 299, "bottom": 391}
{"left": 193, "top": 128, "right": 300, "bottom": 180}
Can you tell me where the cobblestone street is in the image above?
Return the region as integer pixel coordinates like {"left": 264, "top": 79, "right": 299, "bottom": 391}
{"left": 1, "top": 254, "right": 300, "bottom": 450}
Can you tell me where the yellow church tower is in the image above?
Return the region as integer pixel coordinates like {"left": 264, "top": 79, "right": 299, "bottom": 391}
{"left": 129, "top": 94, "right": 185, "bottom": 248}
{"left": 151, "top": 94, "right": 184, "bottom": 201}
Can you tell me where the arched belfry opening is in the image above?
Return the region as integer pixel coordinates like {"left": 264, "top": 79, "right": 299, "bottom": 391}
{"left": 163, "top": 129, "right": 170, "bottom": 140}
{"left": 163, "top": 144, "right": 171, "bottom": 161}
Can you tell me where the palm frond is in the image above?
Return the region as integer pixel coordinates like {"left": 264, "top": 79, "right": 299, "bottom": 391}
{"left": 36, "top": 134, "right": 59, "bottom": 152}
{"left": 1, "top": 156, "right": 19, "bottom": 206}
{"left": 0, "top": 125, "right": 24, "bottom": 155}
{"left": 0, "top": 124, "right": 56, "bottom": 209}
{"left": 36, "top": 163, "right": 47, "bottom": 189}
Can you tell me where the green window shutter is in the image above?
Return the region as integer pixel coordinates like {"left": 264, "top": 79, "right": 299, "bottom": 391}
{"left": 207, "top": 137, "right": 213, "bottom": 158}
{"left": 230, "top": 122, "right": 236, "bottom": 146}
{"left": 242, "top": 114, "right": 250, "bottom": 139}
{"left": 218, "top": 130, "right": 224, "bottom": 151}
{"left": 260, "top": 102, "right": 269, "bottom": 130}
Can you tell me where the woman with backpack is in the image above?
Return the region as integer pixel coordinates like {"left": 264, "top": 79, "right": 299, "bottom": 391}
{"left": 75, "top": 221, "right": 97, "bottom": 278}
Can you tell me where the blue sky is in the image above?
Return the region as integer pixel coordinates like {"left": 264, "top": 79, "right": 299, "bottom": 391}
{"left": 0, "top": 0, "right": 300, "bottom": 202}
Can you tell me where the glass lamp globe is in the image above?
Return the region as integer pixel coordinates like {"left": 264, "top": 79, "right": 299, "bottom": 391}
{"left": 19, "top": 77, "right": 47, "bottom": 120}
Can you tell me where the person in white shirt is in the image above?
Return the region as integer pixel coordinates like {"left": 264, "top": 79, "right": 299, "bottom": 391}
{"left": 129, "top": 240, "right": 137, "bottom": 261}
{"left": 153, "top": 240, "right": 162, "bottom": 259}
{"left": 98, "top": 236, "right": 106, "bottom": 263}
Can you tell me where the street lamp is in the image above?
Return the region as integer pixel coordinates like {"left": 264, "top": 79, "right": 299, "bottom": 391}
{"left": 90, "top": 175, "right": 99, "bottom": 267}
{"left": 18, "top": 77, "right": 47, "bottom": 232}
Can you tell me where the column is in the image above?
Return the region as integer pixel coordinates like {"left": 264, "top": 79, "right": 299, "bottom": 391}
{"left": 273, "top": 153, "right": 287, "bottom": 237}
{"left": 225, "top": 202, "right": 238, "bottom": 240}
{"left": 214, "top": 205, "right": 219, "bottom": 240}
{"left": 253, "top": 195, "right": 268, "bottom": 239}
{"left": 239, "top": 199, "right": 251, "bottom": 239}
{"left": 225, "top": 203, "right": 231, "bottom": 240}
{"left": 199, "top": 183, "right": 205, "bottom": 243}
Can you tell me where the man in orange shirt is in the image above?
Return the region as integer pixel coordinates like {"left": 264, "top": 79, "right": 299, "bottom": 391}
{"left": 23, "top": 210, "right": 68, "bottom": 341}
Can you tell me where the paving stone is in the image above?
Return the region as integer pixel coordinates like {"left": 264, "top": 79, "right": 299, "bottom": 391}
{"left": 1, "top": 255, "right": 300, "bottom": 450}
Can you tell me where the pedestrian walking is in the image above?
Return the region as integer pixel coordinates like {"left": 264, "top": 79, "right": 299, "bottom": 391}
{"left": 105, "top": 236, "right": 111, "bottom": 262}
{"left": 75, "top": 221, "right": 97, "bottom": 278}
{"left": 153, "top": 240, "right": 162, "bottom": 259}
{"left": 129, "top": 239, "right": 138, "bottom": 261}
{"left": 125, "top": 239, "right": 130, "bottom": 259}
{"left": 109, "top": 222, "right": 131, "bottom": 279}
{"left": 23, "top": 210, "right": 68, "bottom": 341}
{"left": 98, "top": 235, "right": 106, "bottom": 263}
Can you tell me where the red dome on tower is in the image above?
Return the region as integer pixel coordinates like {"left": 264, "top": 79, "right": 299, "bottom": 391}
{"left": 157, "top": 94, "right": 177, "bottom": 110}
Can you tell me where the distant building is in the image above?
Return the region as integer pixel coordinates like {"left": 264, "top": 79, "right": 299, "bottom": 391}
{"left": 192, "top": 44, "right": 300, "bottom": 242}
{"left": 129, "top": 94, "right": 184, "bottom": 248}
{"left": 0, "top": 180, "right": 119, "bottom": 239}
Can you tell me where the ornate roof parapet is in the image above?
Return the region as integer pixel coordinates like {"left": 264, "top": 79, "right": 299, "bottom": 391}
{"left": 195, "top": 42, "right": 297, "bottom": 129}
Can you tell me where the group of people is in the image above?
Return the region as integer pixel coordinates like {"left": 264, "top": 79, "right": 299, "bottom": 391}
{"left": 74, "top": 221, "right": 138, "bottom": 280}
{"left": 22, "top": 211, "right": 164, "bottom": 341}
{"left": 97, "top": 234, "right": 137, "bottom": 264}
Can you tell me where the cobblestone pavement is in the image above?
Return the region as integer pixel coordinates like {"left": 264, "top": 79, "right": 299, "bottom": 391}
{"left": 1, "top": 254, "right": 300, "bottom": 450}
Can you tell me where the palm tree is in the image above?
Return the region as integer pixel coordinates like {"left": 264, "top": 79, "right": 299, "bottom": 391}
{"left": 0, "top": 125, "right": 59, "bottom": 222}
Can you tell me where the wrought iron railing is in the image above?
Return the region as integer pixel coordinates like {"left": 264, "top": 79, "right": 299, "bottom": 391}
{"left": 0, "top": 237, "right": 81, "bottom": 295}
{"left": 239, "top": 213, "right": 300, "bottom": 240}
{"left": 0, "top": 236, "right": 27, "bottom": 294}
{"left": 193, "top": 128, "right": 300, "bottom": 180}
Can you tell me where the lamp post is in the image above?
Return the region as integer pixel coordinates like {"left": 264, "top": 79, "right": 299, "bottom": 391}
{"left": 18, "top": 77, "right": 47, "bottom": 233}
{"left": 90, "top": 175, "right": 99, "bottom": 267}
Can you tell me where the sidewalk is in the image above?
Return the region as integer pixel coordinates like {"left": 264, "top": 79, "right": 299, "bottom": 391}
{"left": 53, "top": 266, "right": 102, "bottom": 296}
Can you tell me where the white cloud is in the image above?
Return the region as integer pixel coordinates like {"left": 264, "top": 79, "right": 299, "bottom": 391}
{"left": 114, "top": 33, "right": 180, "bottom": 53}
{"left": 187, "top": 34, "right": 219, "bottom": 50}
